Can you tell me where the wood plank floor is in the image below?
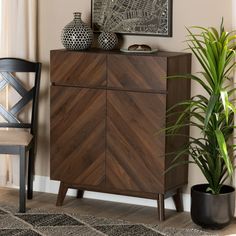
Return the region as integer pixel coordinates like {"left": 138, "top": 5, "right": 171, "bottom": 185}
{"left": 0, "top": 187, "right": 235, "bottom": 235}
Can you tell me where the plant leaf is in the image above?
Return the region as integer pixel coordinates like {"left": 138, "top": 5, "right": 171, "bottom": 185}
{"left": 204, "top": 94, "right": 218, "bottom": 129}
{"left": 215, "top": 128, "right": 233, "bottom": 176}
{"left": 220, "top": 90, "right": 229, "bottom": 124}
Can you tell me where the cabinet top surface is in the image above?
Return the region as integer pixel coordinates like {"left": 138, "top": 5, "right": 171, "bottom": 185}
{"left": 51, "top": 48, "right": 191, "bottom": 58}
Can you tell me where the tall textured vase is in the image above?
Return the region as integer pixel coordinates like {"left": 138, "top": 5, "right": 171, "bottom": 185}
{"left": 61, "top": 12, "right": 93, "bottom": 50}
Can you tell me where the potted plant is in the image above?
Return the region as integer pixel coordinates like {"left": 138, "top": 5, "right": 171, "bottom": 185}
{"left": 166, "top": 21, "right": 236, "bottom": 229}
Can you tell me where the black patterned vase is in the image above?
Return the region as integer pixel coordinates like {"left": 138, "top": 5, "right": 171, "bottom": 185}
{"left": 98, "top": 32, "right": 118, "bottom": 50}
{"left": 61, "top": 12, "right": 93, "bottom": 50}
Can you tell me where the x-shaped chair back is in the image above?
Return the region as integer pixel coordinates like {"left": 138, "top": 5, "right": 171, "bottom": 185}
{"left": 0, "top": 58, "right": 41, "bottom": 131}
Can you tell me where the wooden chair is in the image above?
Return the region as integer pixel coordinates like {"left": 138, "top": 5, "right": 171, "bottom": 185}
{"left": 0, "top": 58, "right": 41, "bottom": 212}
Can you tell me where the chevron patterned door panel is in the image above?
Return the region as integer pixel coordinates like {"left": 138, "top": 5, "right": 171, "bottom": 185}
{"left": 106, "top": 90, "right": 166, "bottom": 193}
{"left": 50, "top": 86, "right": 106, "bottom": 187}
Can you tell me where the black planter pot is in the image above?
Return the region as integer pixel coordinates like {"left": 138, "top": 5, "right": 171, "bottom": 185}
{"left": 191, "top": 184, "right": 235, "bottom": 229}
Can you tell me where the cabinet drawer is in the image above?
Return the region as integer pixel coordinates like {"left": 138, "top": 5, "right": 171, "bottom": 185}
{"left": 50, "top": 50, "right": 106, "bottom": 87}
{"left": 107, "top": 54, "right": 167, "bottom": 92}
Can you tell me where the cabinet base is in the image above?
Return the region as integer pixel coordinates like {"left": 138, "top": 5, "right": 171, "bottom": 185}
{"left": 55, "top": 181, "right": 184, "bottom": 221}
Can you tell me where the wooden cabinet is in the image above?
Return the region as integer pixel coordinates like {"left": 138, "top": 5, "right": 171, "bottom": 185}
{"left": 50, "top": 49, "right": 191, "bottom": 221}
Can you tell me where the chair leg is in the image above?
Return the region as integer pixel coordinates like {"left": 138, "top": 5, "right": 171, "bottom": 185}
{"left": 19, "top": 146, "right": 26, "bottom": 213}
{"left": 27, "top": 146, "right": 35, "bottom": 200}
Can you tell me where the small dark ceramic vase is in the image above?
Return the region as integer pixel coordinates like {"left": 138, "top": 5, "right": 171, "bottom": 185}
{"left": 61, "top": 12, "right": 93, "bottom": 50}
{"left": 98, "top": 32, "right": 118, "bottom": 50}
{"left": 191, "top": 184, "right": 235, "bottom": 229}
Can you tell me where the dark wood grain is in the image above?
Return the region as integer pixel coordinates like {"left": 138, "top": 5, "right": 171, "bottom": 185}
{"left": 50, "top": 50, "right": 106, "bottom": 87}
{"left": 56, "top": 182, "right": 68, "bottom": 206}
{"left": 165, "top": 55, "right": 192, "bottom": 191}
{"left": 50, "top": 86, "right": 106, "bottom": 187}
{"left": 158, "top": 194, "right": 165, "bottom": 221}
{"left": 50, "top": 50, "right": 191, "bottom": 220}
{"left": 106, "top": 90, "right": 166, "bottom": 193}
{"left": 55, "top": 182, "right": 161, "bottom": 199}
{"left": 107, "top": 54, "right": 167, "bottom": 92}
{"left": 173, "top": 188, "right": 184, "bottom": 212}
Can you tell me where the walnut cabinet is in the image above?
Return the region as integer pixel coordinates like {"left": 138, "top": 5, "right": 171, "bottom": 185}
{"left": 50, "top": 49, "right": 191, "bottom": 221}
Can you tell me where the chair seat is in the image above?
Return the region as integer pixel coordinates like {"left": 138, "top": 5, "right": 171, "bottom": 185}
{"left": 0, "top": 130, "right": 33, "bottom": 146}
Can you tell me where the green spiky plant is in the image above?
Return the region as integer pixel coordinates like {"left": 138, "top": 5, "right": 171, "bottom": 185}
{"left": 166, "top": 21, "right": 236, "bottom": 194}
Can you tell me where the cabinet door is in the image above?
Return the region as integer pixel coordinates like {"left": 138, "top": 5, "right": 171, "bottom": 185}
{"left": 50, "top": 86, "right": 106, "bottom": 187}
{"left": 107, "top": 91, "right": 166, "bottom": 193}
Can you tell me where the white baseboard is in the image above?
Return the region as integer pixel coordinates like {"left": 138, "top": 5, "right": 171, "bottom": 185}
{"left": 32, "top": 175, "right": 191, "bottom": 212}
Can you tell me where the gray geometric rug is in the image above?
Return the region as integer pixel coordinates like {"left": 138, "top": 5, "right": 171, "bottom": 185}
{"left": 0, "top": 204, "right": 217, "bottom": 236}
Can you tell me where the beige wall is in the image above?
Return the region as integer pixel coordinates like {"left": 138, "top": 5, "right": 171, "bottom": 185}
{"left": 37, "top": 0, "right": 232, "bottom": 193}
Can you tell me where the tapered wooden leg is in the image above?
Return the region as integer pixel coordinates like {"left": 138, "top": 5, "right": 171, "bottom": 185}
{"left": 77, "top": 190, "right": 84, "bottom": 199}
{"left": 157, "top": 194, "right": 165, "bottom": 221}
{"left": 173, "top": 188, "right": 183, "bottom": 212}
{"left": 27, "top": 147, "right": 35, "bottom": 200}
{"left": 19, "top": 146, "right": 26, "bottom": 213}
{"left": 56, "top": 182, "right": 68, "bottom": 206}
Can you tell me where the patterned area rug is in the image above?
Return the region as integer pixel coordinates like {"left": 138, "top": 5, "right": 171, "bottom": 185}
{"left": 0, "top": 204, "right": 217, "bottom": 236}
